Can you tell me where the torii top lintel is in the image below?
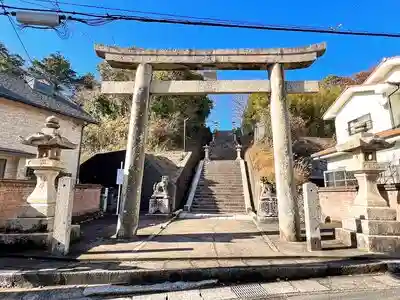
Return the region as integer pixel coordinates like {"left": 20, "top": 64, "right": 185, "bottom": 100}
{"left": 94, "top": 42, "right": 326, "bottom": 71}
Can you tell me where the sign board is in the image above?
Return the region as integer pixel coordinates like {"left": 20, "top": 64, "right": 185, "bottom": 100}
{"left": 116, "top": 169, "right": 124, "bottom": 185}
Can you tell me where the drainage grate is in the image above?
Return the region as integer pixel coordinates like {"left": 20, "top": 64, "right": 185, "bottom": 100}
{"left": 231, "top": 284, "right": 269, "bottom": 299}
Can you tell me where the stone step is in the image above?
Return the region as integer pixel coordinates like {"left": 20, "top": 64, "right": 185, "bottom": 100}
{"left": 199, "top": 183, "right": 243, "bottom": 185}
{"left": 198, "top": 182, "right": 243, "bottom": 186}
{"left": 192, "top": 204, "right": 245, "bottom": 209}
{"left": 202, "top": 173, "right": 241, "bottom": 175}
{"left": 195, "top": 190, "right": 244, "bottom": 194}
{"left": 193, "top": 200, "right": 245, "bottom": 205}
{"left": 194, "top": 195, "right": 244, "bottom": 199}
{"left": 193, "top": 201, "right": 245, "bottom": 205}
{"left": 356, "top": 233, "right": 400, "bottom": 253}
{"left": 191, "top": 208, "right": 245, "bottom": 213}
{"left": 193, "top": 196, "right": 244, "bottom": 200}
{"left": 192, "top": 200, "right": 245, "bottom": 204}
{"left": 201, "top": 178, "right": 242, "bottom": 181}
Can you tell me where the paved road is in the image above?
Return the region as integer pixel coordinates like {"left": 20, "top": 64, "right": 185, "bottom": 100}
{"left": 2, "top": 273, "right": 400, "bottom": 299}
{"left": 286, "top": 288, "right": 400, "bottom": 299}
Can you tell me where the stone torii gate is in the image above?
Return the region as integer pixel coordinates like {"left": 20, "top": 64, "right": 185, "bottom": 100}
{"left": 95, "top": 43, "right": 326, "bottom": 242}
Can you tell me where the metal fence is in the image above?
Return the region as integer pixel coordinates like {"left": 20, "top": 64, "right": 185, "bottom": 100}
{"left": 324, "top": 163, "right": 400, "bottom": 187}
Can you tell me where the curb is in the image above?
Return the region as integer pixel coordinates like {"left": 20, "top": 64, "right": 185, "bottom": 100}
{"left": 0, "top": 260, "right": 392, "bottom": 289}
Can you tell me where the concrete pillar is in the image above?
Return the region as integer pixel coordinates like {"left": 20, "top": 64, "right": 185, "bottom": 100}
{"left": 52, "top": 177, "right": 74, "bottom": 255}
{"left": 268, "top": 63, "right": 300, "bottom": 242}
{"left": 303, "top": 182, "right": 322, "bottom": 251}
{"left": 116, "top": 63, "right": 152, "bottom": 239}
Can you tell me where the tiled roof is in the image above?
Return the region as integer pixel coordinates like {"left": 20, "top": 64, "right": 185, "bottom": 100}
{"left": 312, "top": 128, "right": 400, "bottom": 158}
{"left": 0, "top": 73, "right": 97, "bottom": 124}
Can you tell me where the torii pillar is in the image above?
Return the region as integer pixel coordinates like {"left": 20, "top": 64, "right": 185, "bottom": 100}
{"left": 269, "top": 64, "right": 299, "bottom": 241}
{"left": 95, "top": 43, "right": 326, "bottom": 241}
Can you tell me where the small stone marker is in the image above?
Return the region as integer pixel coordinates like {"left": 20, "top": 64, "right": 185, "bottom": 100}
{"left": 51, "top": 177, "right": 74, "bottom": 255}
{"left": 302, "top": 182, "right": 322, "bottom": 251}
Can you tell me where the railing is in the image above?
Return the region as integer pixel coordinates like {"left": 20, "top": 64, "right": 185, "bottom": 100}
{"left": 324, "top": 163, "right": 400, "bottom": 187}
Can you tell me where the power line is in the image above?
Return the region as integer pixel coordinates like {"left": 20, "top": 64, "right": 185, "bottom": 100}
{"left": 2, "top": 4, "right": 400, "bottom": 38}
{"left": 22, "top": 0, "right": 265, "bottom": 24}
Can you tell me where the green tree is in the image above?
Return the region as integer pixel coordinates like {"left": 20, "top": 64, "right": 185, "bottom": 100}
{"left": 28, "top": 52, "right": 80, "bottom": 91}
{"left": 0, "top": 42, "right": 25, "bottom": 76}
{"left": 80, "top": 64, "right": 214, "bottom": 156}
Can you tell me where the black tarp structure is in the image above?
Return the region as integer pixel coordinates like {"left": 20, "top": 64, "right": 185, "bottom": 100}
{"left": 79, "top": 150, "right": 163, "bottom": 213}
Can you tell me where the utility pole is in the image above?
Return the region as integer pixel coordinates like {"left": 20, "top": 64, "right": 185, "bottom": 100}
{"left": 183, "top": 117, "right": 189, "bottom": 152}
{"left": 232, "top": 121, "right": 237, "bottom": 143}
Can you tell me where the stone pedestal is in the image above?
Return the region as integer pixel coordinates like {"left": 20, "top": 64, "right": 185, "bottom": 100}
{"left": 236, "top": 144, "right": 242, "bottom": 160}
{"left": 257, "top": 181, "right": 278, "bottom": 223}
{"left": 16, "top": 159, "right": 64, "bottom": 233}
{"left": 335, "top": 133, "right": 400, "bottom": 253}
{"left": 147, "top": 176, "right": 172, "bottom": 216}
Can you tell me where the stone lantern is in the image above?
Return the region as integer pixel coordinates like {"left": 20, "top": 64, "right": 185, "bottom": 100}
{"left": 18, "top": 116, "right": 77, "bottom": 230}
{"left": 335, "top": 132, "right": 400, "bottom": 252}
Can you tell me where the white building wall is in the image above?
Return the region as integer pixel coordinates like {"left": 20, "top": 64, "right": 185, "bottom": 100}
{"left": 383, "top": 65, "right": 400, "bottom": 83}
{"left": 0, "top": 98, "right": 83, "bottom": 180}
{"left": 326, "top": 153, "right": 354, "bottom": 171}
{"left": 335, "top": 92, "right": 392, "bottom": 144}
{"left": 326, "top": 143, "right": 400, "bottom": 172}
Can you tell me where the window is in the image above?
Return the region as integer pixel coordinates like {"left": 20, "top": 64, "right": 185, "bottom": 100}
{"left": 348, "top": 114, "right": 373, "bottom": 135}
{"left": 324, "top": 169, "right": 358, "bottom": 187}
{"left": 0, "top": 159, "right": 5, "bottom": 179}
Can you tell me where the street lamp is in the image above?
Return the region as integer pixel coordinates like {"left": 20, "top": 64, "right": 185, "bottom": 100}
{"left": 183, "top": 117, "right": 189, "bottom": 152}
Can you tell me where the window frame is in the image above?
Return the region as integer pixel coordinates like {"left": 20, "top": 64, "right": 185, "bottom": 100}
{"left": 347, "top": 113, "right": 373, "bottom": 136}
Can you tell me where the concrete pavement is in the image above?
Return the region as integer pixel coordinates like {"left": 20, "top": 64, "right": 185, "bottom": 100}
{"left": 0, "top": 215, "right": 397, "bottom": 288}
{"left": 1, "top": 273, "right": 400, "bottom": 299}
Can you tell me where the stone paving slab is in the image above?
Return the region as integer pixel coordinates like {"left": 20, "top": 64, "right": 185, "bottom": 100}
{"left": 2, "top": 273, "right": 400, "bottom": 299}
{"left": 0, "top": 215, "right": 397, "bottom": 288}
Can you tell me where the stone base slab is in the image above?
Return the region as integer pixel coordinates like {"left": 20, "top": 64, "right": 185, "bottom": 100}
{"left": 17, "top": 204, "right": 56, "bottom": 218}
{"left": 0, "top": 218, "right": 53, "bottom": 233}
{"left": 0, "top": 225, "right": 81, "bottom": 249}
{"left": 342, "top": 218, "right": 358, "bottom": 232}
{"left": 257, "top": 216, "right": 279, "bottom": 224}
{"left": 356, "top": 233, "right": 400, "bottom": 253}
{"left": 0, "top": 232, "right": 51, "bottom": 248}
{"left": 335, "top": 228, "right": 357, "bottom": 248}
{"left": 350, "top": 206, "right": 396, "bottom": 221}
{"left": 360, "top": 220, "right": 400, "bottom": 236}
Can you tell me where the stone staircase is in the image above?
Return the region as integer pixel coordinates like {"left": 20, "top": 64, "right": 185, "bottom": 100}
{"left": 190, "top": 130, "right": 246, "bottom": 214}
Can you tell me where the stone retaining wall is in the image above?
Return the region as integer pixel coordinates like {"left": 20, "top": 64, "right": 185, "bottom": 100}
{"left": 0, "top": 179, "right": 101, "bottom": 222}
{"left": 318, "top": 184, "right": 400, "bottom": 222}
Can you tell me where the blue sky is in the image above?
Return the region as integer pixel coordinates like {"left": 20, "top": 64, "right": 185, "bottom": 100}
{"left": 2, "top": 0, "right": 400, "bottom": 130}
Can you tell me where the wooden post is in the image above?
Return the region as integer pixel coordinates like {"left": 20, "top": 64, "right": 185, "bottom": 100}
{"left": 116, "top": 63, "right": 152, "bottom": 239}
{"left": 269, "top": 63, "right": 300, "bottom": 242}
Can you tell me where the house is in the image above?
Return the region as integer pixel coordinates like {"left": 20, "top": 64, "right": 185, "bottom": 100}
{"left": 0, "top": 73, "right": 96, "bottom": 181}
{"left": 312, "top": 56, "right": 400, "bottom": 186}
